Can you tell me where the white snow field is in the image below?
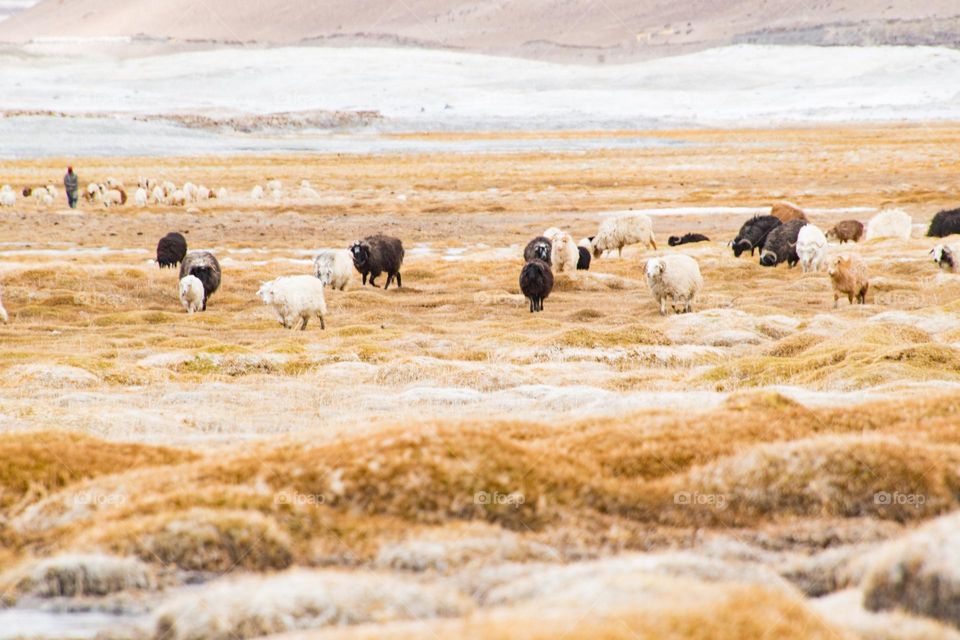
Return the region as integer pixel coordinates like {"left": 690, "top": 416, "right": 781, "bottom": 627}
{"left": 1, "top": 43, "right": 960, "bottom": 156}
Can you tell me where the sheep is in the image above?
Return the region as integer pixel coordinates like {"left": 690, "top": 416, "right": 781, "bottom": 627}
{"left": 150, "top": 186, "right": 166, "bottom": 205}
{"left": 83, "top": 183, "right": 99, "bottom": 202}
{"left": 542, "top": 227, "right": 564, "bottom": 242}
{"left": 827, "top": 254, "right": 869, "bottom": 307}
{"left": 350, "top": 234, "right": 404, "bottom": 289}
{"left": 298, "top": 185, "right": 319, "bottom": 199}
{"left": 576, "top": 246, "right": 591, "bottom": 270}
{"left": 313, "top": 249, "right": 354, "bottom": 291}
{"left": 162, "top": 181, "right": 177, "bottom": 197}
{"left": 591, "top": 213, "right": 656, "bottom": 258}
{"left": 169, "top": 190, "right": 187, "bottom": 206}
{"left": 826, "top": 220, "right": 864, "bottom": 243}
{"left": 183, "top": 182, "right": 198, "bottom": 201}
{"left": 550, "top": 232, "right": 579, "bottom": 273}
{"left": 196, "top": 186, "right": 211, "bottom": 200}
{"left": 179, "top": 275, "right": 204, "bottom": 314}
{"left": 578, "top": 237, "right": 594, "bottom": 249}
{"left": 645, "top": 254, "right": 703, "bottom": 315}
{"left": 865, "top": 208, "right": 912, "bottom": 241}
{"left": 0, "top": 190, "right": 16, "bottom": 207}
{"left": 732, "top": 215, "right": 781, "bottom": 257}
{"left": 134, "top": 187, "right": 148, "bottom": 207}
{"left": 519, "top": 259, "right": 553, "bottom": 313}
{"left": 668, "top": 233, "right": 710, "bottom": 246}
{"left": 770, "top": 201, "right": 808, "bottom": 223}
{"left": 179, "top": 251, "right": 221, "bottom": 310}
{"left": 216, "top": 187, "right": 229, "bottom": 200}
{"left": 523, "top": 236, "right": 552, "bottom": 264}
{"left": 45, "top": 184, "right": 57, "bottom": 199}
{"left": 796, "top": 224, "right": 827, "bottom": 273}
{"left": 759, "top": 219, "right": 807, "bottom": 267}
{"left": 271, "top": 188, "right": 283, "bottom": 201}
{"left": 926, "top": 208, "right": 960, "bottom": 238}
{"left": 931, "top": 244, "right": 958, "bottom": 272}
{"left": 156, "top": 232, "right": 187, "bottom": 269}
{"left": 33, "top": 187, "right": 53, "bottom": 207}
{"left": 99, "top": 185, "right": 126, "bottom": 208}
{"left": 250, "top": 185, "right": 264, "bottom": 200}
{"left": 266, "top": 179, "right": 282, "bottom": 191}
{"left": 257, "top": 275, "right": 327, "bottom": 330}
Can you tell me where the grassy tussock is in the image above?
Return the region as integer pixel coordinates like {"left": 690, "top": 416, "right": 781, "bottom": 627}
{"left": 556, "top": 325, "right": 670, "bottom": 348}
{"left": 2, "top": 553, "right": 154, "bottom": 601}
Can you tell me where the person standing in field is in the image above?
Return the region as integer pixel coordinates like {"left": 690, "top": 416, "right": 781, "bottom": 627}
{"left": 63, "top": 166, "right": 79, "bottom": 208}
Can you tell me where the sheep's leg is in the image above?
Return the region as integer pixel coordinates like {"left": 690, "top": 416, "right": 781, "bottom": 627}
{"left": 848, "top": 293, "right": 854, "bottom": 304}
{"left": 318, "top": 313, "right": 326, "bottom": 330}
{"left": 369, "top": 274, "right": 380, "bottom": 287}
{"left": 300, "top": 315, "right": 308, "bottom": 330}
{"left": 618, "top": 247, "right": 623, "bottom": 258}
{"left": 396, "top": 272, "right": 402, "bottom": 288}
{"left": 384, "top": 274, "right": 393, "bottom": 290}
{"left": 649, "top": 237, "right": 657, "bottom": 250}
{"left": 833, "top": 294, "right": 839, "bottom": 309}
{"left": 659, "top": 298, "right": 666, "bottom": 315}
{"left": 529, "top": 299, "right": 534, "bottom": 313}
{"left": 362, "top": 272, "right": 368, "bottom": 285}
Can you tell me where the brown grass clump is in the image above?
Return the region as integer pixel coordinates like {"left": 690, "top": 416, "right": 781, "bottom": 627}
{"left": 0, "top": 431, "right": 193, "bottom": 516}
{"left": 556, "top": 325, "right": 670, "bottom": 348}
{"left": 2, "top": 553, "right": 155, "bottom": 600}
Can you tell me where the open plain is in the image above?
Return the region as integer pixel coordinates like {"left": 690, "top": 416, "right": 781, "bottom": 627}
{"left": 2, "top": 124, "right": 960, "bottom": 638}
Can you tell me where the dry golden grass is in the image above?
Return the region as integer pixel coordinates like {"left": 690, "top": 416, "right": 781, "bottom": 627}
{"left": 2, "top": 124, "right": 960, "bottom": 635}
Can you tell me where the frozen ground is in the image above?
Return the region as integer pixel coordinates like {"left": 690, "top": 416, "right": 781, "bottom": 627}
{"left": 2, "top": 43, "right": 960, "bottom": 156}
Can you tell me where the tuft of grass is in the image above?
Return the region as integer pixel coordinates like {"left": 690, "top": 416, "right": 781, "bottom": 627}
{"left": 557, "top": 325, "right": 670, "bottom": 348}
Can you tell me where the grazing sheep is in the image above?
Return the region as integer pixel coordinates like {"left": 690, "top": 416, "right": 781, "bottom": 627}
{"left": 298, "top": 185, "right": 319, "bottom": 199}
{"left": 542, "top": 227, "right": 564, "bottom": 242}
{"left": 828, "top": 254, "right": 869, "bottom": 307}
{"left": 350, "top": 234, "right": 404, "bottom": 289}
{"left": 134, "top": 187, "right": 148, "bottom": 207}
{"left": 576, "top": 246, "right": 591, "bottom": 271}
{"left": 578, "top": 237, "right": 594, "bottom": 249}
{"left": 926, "top": 208, "right": 960, "bottom": 238}
{"left": 216, "top": 187, "right": 228, "bottom": 200}
{"left": 162, "top": 181, "right": 177, "bottom": 197}
{"left": 150, "top": 186, "right": 166, "bottom": 205}
{"left": 519, "top": 259, "right": 553, "bottom": 313}
{"left": 0, "top": 190, "right": 14, "bottom": 207}
{"left": 266, "top": 179, "right": 282, "bottom": 191}
{"left": 34, "top": 188, "right": 53, "bottom": 207}
{"left": 645, "top": 254, "right": 703, "bottom": 315}
{"left": 196, "top": 186, "right": 211, "bottom": 200}
{"left": 796, "top": 224, "right": 827, "bottom": 273}
{"left": 178, "top": 275, "right": 204, "bottom": 314}
{"left": 156, "top": 232, "right": 187, "bottom": 269}
{"left": 550, "top": 232, "right": 579, "bottom": 273}
{"left": 591, "top": 213, "right": 656, "bottom": 258}
{"left": 250, "top": 185, "right": 264, "bottom": 200}
{"left": 83, "top": 183, "right": 99, "bottom": 202}
{"left": 732, "top": 215, "right": 781, "bottom": 257}
{"left": 183, "top": 182, "right": 198, "bottom": 201}
{"left": 99, "top": 185, "right": 126, "bottom": 208}
{"left": 169, "top": 190, "right": 187, "bottom": 206}
{"left": 257, "top": 275, "right": 327, "bottom": 330}
{"left": 668, "top": 233, "right": 710, "bottom": 246}
{"left": 826, "top": 220, "right": 864, "bottom": 243}
{"left": 770, "top": 201, "right": 808, "bottom": 223}
{"left": 931, "top": 244, "right": 958, "bottom": 272}
{"left": 865, "top": 208, "right": 912, "bottom": 241}
{"left": 313, "top": 249, "right": 354, "bottom": 291}
{"left": 760, "top": 219, "right": 807, "bottom": 267}
{"left": 179, "top": 251, "right": 221, "bottom": 310}
{"left": 523, "top": 236, "right": 552, "bottom": 264}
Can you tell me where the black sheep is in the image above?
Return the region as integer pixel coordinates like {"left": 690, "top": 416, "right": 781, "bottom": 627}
{"left": 926, "top": 208, "right": 960, "bottom": 238}
{"left": 519, "top": 259, "right": 553, "bottom": 313}
{"left": 350, "top": 234, "right": 405, "bottom": 289}
{"left": 576, "top": 246, "right": 591, "bottom": 270}
{"left": 523, "top": 236, "right": 552, "bottom": 264}
{"left": 732, "top": 215, "right": 781, "bottom": 257}
{"left": 179, "top": 251, "right": 221, "bottom": 310}
{"left": 668, "top": 233, "right": 710, "bottom": 246}
{"left": 759, "top": 219, "right": 807, "bottom": 268}
{"left": 156, "top": 232, "right": 187, "bottom": 269}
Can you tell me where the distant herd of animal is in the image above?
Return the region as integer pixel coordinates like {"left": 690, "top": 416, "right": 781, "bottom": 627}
{"left": 1, "top": 190, "right": 958, "bottom": 327}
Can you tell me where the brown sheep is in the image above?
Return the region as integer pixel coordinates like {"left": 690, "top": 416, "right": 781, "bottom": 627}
{"left": 770, "top": 201, "right": 808, "bottom": 223}
{"left": 826, "top": 220, "right": 864, "bottom": 243}
{"left": 827, "top": 254, "right": 869, "bottom": 308}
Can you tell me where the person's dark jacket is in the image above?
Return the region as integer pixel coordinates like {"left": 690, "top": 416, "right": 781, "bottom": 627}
{"left": 64, "top": 171, "right": 78, "bottom": 192}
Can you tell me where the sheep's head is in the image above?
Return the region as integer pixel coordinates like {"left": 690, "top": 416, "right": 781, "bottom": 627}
{"left": 931, "top": 244, "right": 954, "bottom": 270}
{"left": 668, "top": 236, "right": 681, "bottom": 247}
{"left": 759, "top": 250, "right": 777, "bottom": 267}
{"left": 532, "top": 241, "right": 550, "bottom": 263}
{"left": 256, "top": 280, "right": 275, "bottom": 304}
{"left": 645, "top": 258, "right": 665, "bottom": 280}
{"left": 827, "top": 255, "right": 849, "bottom": 278}
{"left": 732, "top": 239, "right": 751, "bottom": 257}
{"left": 315, "top": 263, "right": 332, "bottom": 286}
{"left": 825, "top": 227, "right": 839, "bottom": 241}
{"left": 350, "top": 241, "right": 371, "bottom": 268}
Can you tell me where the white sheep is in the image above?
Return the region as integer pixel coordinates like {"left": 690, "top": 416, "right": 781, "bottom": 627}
{"left": 217, "top": 187, "right": 228, "bottom": 200}
{"left": 196, "top": 186, "right": 211, "bottom": 200}
{"left": 134, "top": 187, "right": 148, "bottom": 207}
{"left": 183, "top": 182, "right": 198, "bottom": 201}
{"left": 542, "top": 227, "right": 564, "bottom": 242}
{"left": 151, "top": 186, "right": 166, "bottom": 205}
{"left": 298, "top": 185, "right": 319, "bottom": 199}
{"left": 250, "top": 185, "right": 264, "bottom": 200}
{"left": 550, "top": 232, "right": 579, "bottom": 273}
{"left": 99, "top": 185, "right": 125, "bottom": 208}
{"left": 645, "top": 254, "right": 703, "bottom": 315}
{"left": 271, "top": 188, "right": 283, "bottom": 201}
{"left": 796, "top": 224, "right": 827, "bottom": 273}
{"left": 0, "top": 185, "right": 13, "bottom": 207}
{"left": 313, "top": 249, "right": 354, "bottom": 291}
{"left": 865, "top": 208, "right": 912, "bottom": 241}
{"left": 162, "top": 181, "right": 177, "bottom": 197}
{"left": 257, "top": 275, "right": 327, "bottom": 330}
{"left": 578, "top": 237, "right": 592, "bottom": 249}
{"left": 178, "top": 275, "right": 204, "bottom": 313}
{"left": 591, "top": 213, "right": 657, "bottom": 258}
{"left": 266, "top": 179, "right": 282, "bottom": 191}
{"left": 169, "top": 190, "right": 187, "bottom": 206}
{"left": 33, "top": 187, "right": 53, "bottom": 207}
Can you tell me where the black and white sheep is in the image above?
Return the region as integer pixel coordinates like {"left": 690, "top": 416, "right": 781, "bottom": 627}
{"left": 178, "top": 251, "right": 221, "bottom": 310}
{"left": 931, "top": 244, "right": 958, "bottom": 272}
{"left": 519, "top": 259, "right": 553, "bottom": 313}
{"left": 576, "top": 246, "right": 591, "bottom": 270}
{"left": 668, "top": 233, "right": 710, "bottom": 246}
{"left": 156, "top": 232, "right": 187, "bottom": 269}
{"left": 350, "top": 234, "right": 404, "bottom": 289}
{"left": 759, "top": 219, "right": 807, "bottom": 267}
{"left": 926, "top": 208, "right": 960, "bottom": 238}
{"left": 732, "top": 215, "right": 781, "bottom": 257}
{"left": 523, "top": 236, "right": 552, "bottom": 265}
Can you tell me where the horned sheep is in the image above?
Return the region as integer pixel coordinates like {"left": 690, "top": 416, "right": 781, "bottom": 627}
{"left": 350, "top": 234, "right": 404, "bottom": 289}
{"left": 796, "top": 224, "right": 827, "bottom": 273}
